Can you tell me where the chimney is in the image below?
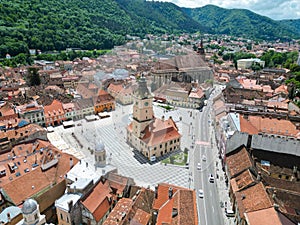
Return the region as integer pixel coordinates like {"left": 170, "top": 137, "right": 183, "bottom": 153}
{"left": 155, "top": 185, "right": 158, "bottom": 199}
{"left": 69, "top": 157, "right": 73, "bottom": 168}
{"left": 152, "top": 211, "right": 158, "bottom": 224}
{"left": 68, "top": 200, "right": 73, "bottom": 213}
{"left": 257, "top": 171, "right": 261, "bottom": 181}
{"left": 168, "top": 187, "right": 173, "bottom": 199}
{"left": 272, "top": 190, "right": 277, "bottom": 200}
{"left": 7, "top": 213, "right": 11, "bottom": 222}
{"left": 241, "top": 194, "right": 246, "bottom": 200}
{"left": 162, "top": 115, "right": 165, "bottom": 121}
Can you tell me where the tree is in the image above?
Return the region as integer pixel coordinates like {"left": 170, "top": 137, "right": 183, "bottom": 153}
{"left": 251, "top": 62, "right": 262, "bottom": 72}
{"left": 28, "top": 67, "right": 41, "bottom": 86}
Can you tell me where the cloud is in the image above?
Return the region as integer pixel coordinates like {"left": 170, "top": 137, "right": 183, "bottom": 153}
{"left": 157, "top": 0, "right": 300, "bottom": 20}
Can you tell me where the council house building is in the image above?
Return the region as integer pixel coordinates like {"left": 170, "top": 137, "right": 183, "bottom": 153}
{"left": 127, "top": 76, "right": 181, "bottom": 161}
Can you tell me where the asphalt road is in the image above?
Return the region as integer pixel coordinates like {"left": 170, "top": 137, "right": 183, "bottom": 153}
{"left": 190, "top": 94, "right": 225, "bottom": 225}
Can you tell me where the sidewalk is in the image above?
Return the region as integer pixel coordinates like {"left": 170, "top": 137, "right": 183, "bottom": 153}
{"left": 210, "top": 119, "right": 235, "bottom": 225}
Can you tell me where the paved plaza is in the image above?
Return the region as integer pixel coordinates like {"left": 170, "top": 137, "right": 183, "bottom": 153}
{"left": 48, "top": 104, "right": 194, "bottom": 189}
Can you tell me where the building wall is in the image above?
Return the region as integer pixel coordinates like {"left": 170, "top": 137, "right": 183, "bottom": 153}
{"left": 56, "top": 203, "right": 82, "bottom": 225}
{"left": 94, "top": 102, "right": 115, "bottom": 114}
{"left": 45, "top": 114, "right": 66, "bottom": 127}
{"left": 74, "top": 107, "right": 94, "bottom": 120}
{"left": 127, "top": 131, "right": 180, "bottom": 160}
{"left": 118, "top": 94, "right": 133, "bottom": 105}
{"left": 63, "top": 81, "right": 79, "bottom": 89}
{"left": 35, "top": 180, "right": 67, "bottom": 217}
{"left": 237, "top": 59, "right": 265, "bottom": 70}
{"left": 65, "top": 111, "right": 76, "bottom": 120}
{"left": 20, "top": 111, "right": 45, "bottom": 126}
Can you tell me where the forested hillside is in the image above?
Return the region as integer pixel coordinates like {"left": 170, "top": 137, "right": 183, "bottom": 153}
{"left": 0, "top": 0, "right": 203, "bottom": 58}
{"left": 1, "top": 0, "right": 300, "bottom": 59}
{"left": 279, "top": 19, "right": 300, "bottom": 35}
{"left": 183, "top": 5, "right": 300, "bottom": 41}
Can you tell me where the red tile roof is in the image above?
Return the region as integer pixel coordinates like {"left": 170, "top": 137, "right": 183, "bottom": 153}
{"left": 106, "top": 173, "right": 130, "bottom": 195}
{"left": 0, "top": 102, "right": 15, "bottom": 117}
{"left": 245, "top": 207, "right": 294, "bottom": 225}
{"left": 0, "top": 140, "right": 78, "bottom": 205}
{"left": 226, "top": 147, "right": 253, "bottom": 178}
{"left": 153, "top": 183, "right": 184, "bottom": 210}
{"left": 235, "top": 182, "right": 273, "bottom": 219}
{"left": 130, "top": 208, "right": 150, "bottom": 225}
{"left": 108, "top": 83, "right": 124, "bottom": 94}
{"left": 44, "top": 99, "right": 65, "bottom": 118}
{"left": 81, "top": 180, "right": 112, "bottom": 222}
{"left": 274, "top": 85, "right": 289, "bottom": 94}
{"left": 103, "top": 198, "right": 133, "bottom": 225}
{"left": 239, "top": 115, "right": 299, "bottom": 137}
{"left": 153, "top": 183, "right": 198, "bottom": 225}
{"left": 140, "top": 118, "right": 181, "bottom": 147}
{"left": 230, "top": 169, "right": 256, "bottom": 193}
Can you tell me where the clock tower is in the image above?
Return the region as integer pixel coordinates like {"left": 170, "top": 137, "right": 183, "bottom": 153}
{"left": 132, "top": 76, "right": 154, "bottom": 138}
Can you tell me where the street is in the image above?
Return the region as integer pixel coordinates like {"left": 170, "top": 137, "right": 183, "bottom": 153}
{"left": 189, "top": 100, "right": 224, "bottom": 225}
{"left": 47, "top": 85, "right": 231, "bottom": 225}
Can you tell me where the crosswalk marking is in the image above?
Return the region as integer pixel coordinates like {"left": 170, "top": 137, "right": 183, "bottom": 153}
{"left": 196, "top": 141, "right": 210, "bottom": 146}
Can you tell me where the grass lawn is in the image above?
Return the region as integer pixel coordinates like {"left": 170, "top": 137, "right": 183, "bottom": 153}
{"left": 162, "top": 152, "right": 188, "bottom": 166}
{"left": 158, "top": 104, "right": 174, "bottom": 111}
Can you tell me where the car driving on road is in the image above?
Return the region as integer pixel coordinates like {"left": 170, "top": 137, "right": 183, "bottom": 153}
{"left": 198, "top": 189, "right": 204, "bottom": 198}
{"left": 197, "top": 163, "right": 201, "bottom": 170}
{"left": 209, "top": 174, "right": 215, "bottom": 183}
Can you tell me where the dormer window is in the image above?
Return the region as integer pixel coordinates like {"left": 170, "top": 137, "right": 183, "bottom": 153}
{"left": 0, "top": 169, "right": 6, "bottom": 176}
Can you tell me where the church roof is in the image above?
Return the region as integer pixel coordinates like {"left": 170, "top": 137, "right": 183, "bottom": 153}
{"left": 22, "top": 199, "right": 38, "bottom": 214}
{"left": 95, "top": 141, "right": 105, "bottom": 152}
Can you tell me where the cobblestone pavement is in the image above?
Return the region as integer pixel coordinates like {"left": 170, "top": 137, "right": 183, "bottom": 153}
{"left": 48, "top": 104, "right": 192, "bottom": 189}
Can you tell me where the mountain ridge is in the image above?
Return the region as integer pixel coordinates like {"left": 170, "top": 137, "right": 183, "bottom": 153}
{"left": 0, "top": 0, "right": 299, "bottom": 58}
{"left": 183, "top": 4, "right": 300, "bottom": 41}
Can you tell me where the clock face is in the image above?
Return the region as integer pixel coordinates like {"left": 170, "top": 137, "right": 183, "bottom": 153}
{"left": 144, "top": 101, "right": 149, "bottom": 106}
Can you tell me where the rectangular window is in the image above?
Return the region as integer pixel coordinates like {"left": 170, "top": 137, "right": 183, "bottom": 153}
{"left": 60, "top": 213, "right": 63, "bottom": 220}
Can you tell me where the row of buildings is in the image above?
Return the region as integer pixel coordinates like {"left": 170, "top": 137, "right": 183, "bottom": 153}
{"left": 0, "top": 133, "right": 197, "bottom": 225}
{"left": 0, "top": 87, "right": 115, "bottom": 129}
{"left": 211, "top": 67, "right": 300, "bottom": 224}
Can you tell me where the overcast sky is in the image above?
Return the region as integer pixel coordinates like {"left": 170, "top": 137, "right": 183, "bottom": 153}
{"left": 159, "top": 0, "right": 300, "bottom": 20}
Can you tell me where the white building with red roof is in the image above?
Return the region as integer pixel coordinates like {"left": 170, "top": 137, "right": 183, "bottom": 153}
{"left": 127, "top": 76, "right": 181, "bottom": 161}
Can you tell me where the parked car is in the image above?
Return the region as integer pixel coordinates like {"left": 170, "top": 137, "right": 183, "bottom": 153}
{"left": 225, "top": 209, "right": 235, "bottom": 217}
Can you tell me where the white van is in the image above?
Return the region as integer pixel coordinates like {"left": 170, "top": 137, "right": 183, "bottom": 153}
{"left": 225, "top": 209, "right": 235, "bottom": 217}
